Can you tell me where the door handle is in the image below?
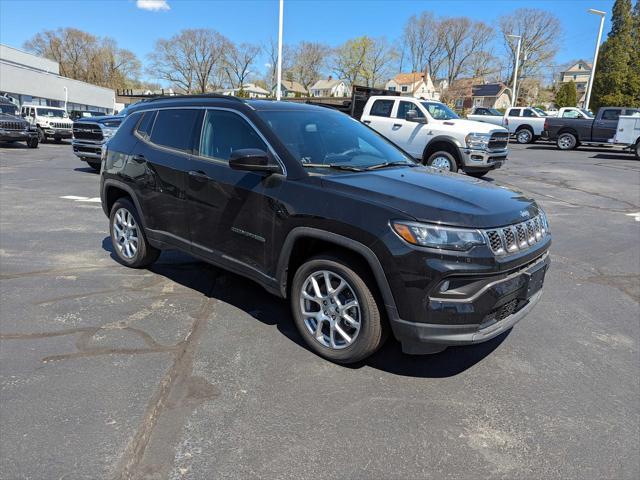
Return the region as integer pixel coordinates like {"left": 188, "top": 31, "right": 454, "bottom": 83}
{"left": 393, "top": 123, "right": 402, "bottom": 127}
{"left": 362, "top": 120, "right": 371, "bottom": 124}
{"left": 188, "top": 170, "right": 210, "bottom": 180}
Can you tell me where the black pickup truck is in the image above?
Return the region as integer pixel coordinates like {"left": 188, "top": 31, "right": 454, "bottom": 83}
{"left": 543, "top": 106, "right": 639, "bottom": 150}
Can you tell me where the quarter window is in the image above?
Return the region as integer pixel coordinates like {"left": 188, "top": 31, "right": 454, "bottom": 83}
{"left": 199, "top": 110, "right": 267, "bottom": 161}
{"left": 149, "top": 109, "right": 200, "bottom": 152}
{"left": 369, "top": 99, "right": 394, "bottom": 118}
{"left": 136, "top": 111, "right": 156, "bottom": 139}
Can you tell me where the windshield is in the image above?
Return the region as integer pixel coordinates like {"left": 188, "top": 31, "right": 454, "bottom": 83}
{"left": 486, "top": 108, "right": 502, "bottom": 116}
{"left": 580, "top": 109, "right": 594, "bottom": 118}
{"left": 37, "top": 108, "right": 68, "bottom": 118}
{"left": 532, "top": 107, "right": 547, "bottom": 117}
{"left": 257, "top": 108, "right": 414, "bottom": 170}
{"left": 0, "top": 104, "right": 19, "bottom": 115}
{"left": 421, "top": 102, "right": 459, "bottom": 120}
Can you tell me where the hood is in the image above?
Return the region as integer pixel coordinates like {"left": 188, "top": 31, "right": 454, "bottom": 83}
{"left": 439, "top": 118, "right": 506, "bottom": 133}
{"left": 0, "top": 113, "right": 26, "bottom": 123}
{"left": 74, "top": 115, "right": 123, "bottom": 127}
{"left": 321, "top": 166, "right": 538, "bottom": 228}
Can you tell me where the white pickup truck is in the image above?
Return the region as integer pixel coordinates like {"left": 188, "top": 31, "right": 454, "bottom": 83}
{"left": 611, "top": 114, "right": 640, "bottom": 159}
{"left": 360, "top": 96, "right": 509, "bottom": 177}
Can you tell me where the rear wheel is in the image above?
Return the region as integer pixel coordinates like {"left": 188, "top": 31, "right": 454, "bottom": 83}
{"left": 426, "top": 151, "right": 458, "bottom": 172}
{"left": 26, "top": 137, "right": 38, "bottom": 148}
{"left": 634, "top": 141, "right": 639, "bottom": 160}
{"left": 515, "top": 127, "right": 533, "bottom": 144}
{"left": 109, "top": 198, "right": 160, "bottom": 268}
{"left": 291, "top": 254, "right": 386, "bottom": 363}
{"left": 557, "top": 132, "right": 578, "bottom": 150}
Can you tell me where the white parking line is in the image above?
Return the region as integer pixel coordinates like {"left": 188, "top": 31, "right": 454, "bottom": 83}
{"left": 60, "top": 195, "right": 101, "bottom": 203}
{"left": 625, "top": 212, "right": 640, "bottom": 222}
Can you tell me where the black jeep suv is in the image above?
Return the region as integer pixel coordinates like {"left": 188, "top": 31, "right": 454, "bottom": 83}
{"left": 100, "top": 95, "right": 551, "bottom": 363}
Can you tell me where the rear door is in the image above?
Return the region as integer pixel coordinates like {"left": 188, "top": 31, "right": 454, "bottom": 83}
{"left": 361, "top": 99, "right": 396, "bottom": 141}
{"left": 506, "top": 108, "right": 521, "bottom": 132}
{"left": 389, "top": 100, "right": 429, "bottom": 157}
{"left": 592, "top": 109, "right": 621, "bottom": 141}
{"left": 132, "top": 108, "right": 199, "bottom": 244}
{"left": 186, "top": 108, "right": 280, "bottom": 273}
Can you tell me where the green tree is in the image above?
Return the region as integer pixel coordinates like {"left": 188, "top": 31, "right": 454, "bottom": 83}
{"left": 591, "top": 0, "right": 637, "bottom": 110}
{"left": 628, "top": 1, "right": 640, "bottom": 105}
{"left": 555, "top": 81, "right": 578, "bottom": 107}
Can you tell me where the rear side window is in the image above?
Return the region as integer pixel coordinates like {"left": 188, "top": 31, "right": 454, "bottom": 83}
{"left": 136, "top": 111, "right": 156, "bottom": 139}
{"left": 508, "top": 109, "right": 521, "bottom": 117}
{"left": 601, "top": 109, "right": 620, "bottom": 121}
{"left": 149, "top": 109, "right": 200, "bottom": 152}
{"left": 369, "top": 100, "right": 394, "bottom": 117}
{"left": 199, "top": 110, "right": 267, "bottom": 161}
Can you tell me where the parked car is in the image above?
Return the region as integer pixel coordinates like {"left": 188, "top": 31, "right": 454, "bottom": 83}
{"left": 0, "top": 97, "right": 38, "bottom": 148}
{"left": 72, "top": 115, "right": 124, "bottom": 171}
{"left": 69, "top": 110, "right": 107, "bottom": 121}
{"left": 100, "top": 95, "right": 551, "bottom": 363}
{"left": 545, "top": 108, "right": 559, "bottom": 117}
{"left": 21, "top": 105, "right": 73, "bottom": 142}
{"left": 610, "top": 113, "right": 640, "bottom": 159}
{"left": 466, "top": 106, "right": 504, "bottom": 123}
{"left": 543, "top": 106, "right": 640, "bottom": 150}
{"left": 361, "top": 97, "right": 509, "bottom": 177}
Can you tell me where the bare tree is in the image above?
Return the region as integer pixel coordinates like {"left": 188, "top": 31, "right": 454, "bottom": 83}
{"left": 362, "top": 37, "right": 398, "bottom": 87}
{"left": 499, "top": 9, "right": 561, "bottom": 84}
{"left": 264, "top": 38, "right": 293, "bottom": 92}
{"left": 24, "top": 28, "right": 141, "bottom": 89}
{"left": 291, "top": 42, "right": 329, "bottom": 93}
{"left": 402, "top": 12, "right": 446, "bottom": 77}
{"left": 332, "top": 36, "right": 370, "bottom": 86}
{"left": 224, "top": 42, "right": 261, "bottom": 89}
{"left": 147, "top": 29, "right": 229, "bottom": 94}
{"left": 441, "top": 18, "right": 494, "bottom": 84}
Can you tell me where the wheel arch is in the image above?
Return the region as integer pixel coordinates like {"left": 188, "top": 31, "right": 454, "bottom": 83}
{"left": 276, "top": 227, "right": 399, "bottom": 323}
{"left": 102, "top": 180, "right": 147, "bottom": 227}
{"left": 422, "top": 136, "right": 462, "bottom": 164}
{"left": 515, "top": 124, "right": 534, "bottom": 132}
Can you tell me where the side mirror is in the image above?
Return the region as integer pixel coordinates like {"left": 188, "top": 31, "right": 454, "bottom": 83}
{"left": 405, "top": 109, "right": 427, "bottom": 123}
{"left": 229, "top": 149, "right": 280, "bottom": 174}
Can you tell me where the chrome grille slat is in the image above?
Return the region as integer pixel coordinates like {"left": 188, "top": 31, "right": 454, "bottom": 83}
{"left": 0, "top": 121, "right": 28, "bottom": 131}
{"left": 484, "top": 214, "right": 549, "bottom": 256}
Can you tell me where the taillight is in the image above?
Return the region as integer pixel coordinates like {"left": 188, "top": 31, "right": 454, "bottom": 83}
{"left": 544, "top": 119, "right": 549, "bottom": 130}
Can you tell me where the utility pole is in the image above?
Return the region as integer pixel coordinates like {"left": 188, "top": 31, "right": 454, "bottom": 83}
{"left": 508, "top": 34, "right": 522, "bottom": 107}
{"left": 584, "top": 9, "right": 606, "bottom": 110}
{"left": 276, "top": 0, "right": 284, "bottom": 101}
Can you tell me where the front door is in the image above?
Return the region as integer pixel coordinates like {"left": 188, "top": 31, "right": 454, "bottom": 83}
{"left": 186, "top": 109, "right": 279, "bottom": 273}
{"left": 361, "top": 98, "right": 397, "bottom": 141}
{"left": 592, "top": 109, "right": 621, "bottom": 142}
{"left": 390, "top": 100, "right": 429, "bottom": 157}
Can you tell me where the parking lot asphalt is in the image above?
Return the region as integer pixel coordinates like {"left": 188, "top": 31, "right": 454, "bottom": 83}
{"left": 1, "top": 140, "right": 639, "bottom": 480}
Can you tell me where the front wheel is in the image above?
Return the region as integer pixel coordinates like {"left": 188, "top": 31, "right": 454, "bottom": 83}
{"left": 515, "top": 128, "right": 533, "bottom": 144}
{"left": 634, "top": 141, "right": 639, "bottom": 160}
{"left": 37, "top": 127, "right": 45, "bottom": 143}
{"left": 426, "top": 151, "right": 458, "bottom": 172}
{"left": 466, "top": 170, "right": 489, "bottom": 178}
{"left": 291, "top": 255, "right": 386, "bottom": 363}
{"left": 27, "top": 137, "right": 39, "bottom": 149}
{"left": 557, "top": 132, "right": 578, "bottom": 150}
{"left": 109, "top": 198, "right": 160, "bottom": 268}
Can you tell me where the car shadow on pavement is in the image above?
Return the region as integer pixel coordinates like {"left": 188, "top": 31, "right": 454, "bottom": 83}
{"left": 102, "top": 238, "right": 509, "bottom": 378}
{"left": 74, "top": 167, "right": 99, "bottom": 174}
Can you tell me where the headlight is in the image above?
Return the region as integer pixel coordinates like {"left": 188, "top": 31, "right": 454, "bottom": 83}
{"left": 538, "top": 209, "right": 550, "bottom": 234}
{"left": 465, "top": 133, "right": 491, "bottom": 150}
{"left": 40, "top": 120, "right": 49, "bottom": 127}
{"left": 102, "top": 127, "right": 118, "bottom": 138}
{"left": 391, "top": 221, "right": 485, "bottom": 251}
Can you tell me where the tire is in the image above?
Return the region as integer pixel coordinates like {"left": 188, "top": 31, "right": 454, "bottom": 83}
{"left": 27, "top": 137, "right": 38, "bottom": 149}
{"left": 87, "top": 161, "right": 101, "bottom": 171}
{"left": 557, "top": 132, "right": 578, "bottom": 150}
{"left": 635, "top": 141, "right": 639, "bottom": 160}
{"left": 109, "top": 198, "right": 160, "bottom": 268}
{"left": 426, "top": 151, "right": 458, "bottom": 172}
{"left": 290, "top": 254, "right": 386, "bottom": 363}
{"left": 515, "top": 127, "right": 534, "bottom": 144}
{"left": 37, "top": 127, "right": 45, "bottom": 143}
{"left": 466, "top": 170, "right": 489, "bottom": 178}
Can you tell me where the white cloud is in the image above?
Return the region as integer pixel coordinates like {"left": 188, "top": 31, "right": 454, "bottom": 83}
{"left": 136, "top": 0, "right": 170, "bottom": 11}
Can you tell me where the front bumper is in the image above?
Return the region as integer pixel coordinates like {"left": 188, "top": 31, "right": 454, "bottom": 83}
{"left": 72, "top": 139, "right": 105, "bottom": 159}
{"left": 390, "top": 253, "right": 550, "bottom": 354}
{"left": 43, "top": 128, "right": 72, "bottom": 139}
{"left": 459, "top": 147, "right": 508, "bottom": 171}
{"left": 0, "top": 129, "right": 36, "bottom": 141}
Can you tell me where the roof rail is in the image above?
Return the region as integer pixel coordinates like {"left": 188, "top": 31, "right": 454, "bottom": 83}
{"left": 145, "top": 93, "right": 245, "bottom": 103}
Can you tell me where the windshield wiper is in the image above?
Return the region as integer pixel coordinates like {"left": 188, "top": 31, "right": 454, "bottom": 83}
{"left": 301, "top": 163, "right": 365, "bottom": 172}
{"left": 364, "top": 161, "right": 418, "bottom": 171}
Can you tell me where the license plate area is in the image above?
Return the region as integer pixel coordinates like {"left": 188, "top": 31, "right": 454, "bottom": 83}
{"left": 524, "top": 262, "right": 546, "bottom": 298}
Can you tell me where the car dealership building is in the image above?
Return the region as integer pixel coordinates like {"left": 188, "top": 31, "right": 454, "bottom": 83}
{"left": 0, "top": 44, "right": 115, "bottom": 113}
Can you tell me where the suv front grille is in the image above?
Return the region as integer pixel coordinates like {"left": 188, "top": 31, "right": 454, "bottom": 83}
{"left": 0, "top": 121, "right": 28, "bottom": 131}
{"left": 484, "top": 213, "right": 549, "bottom": 256}
{"left": 73, "top": 122, "right": 103, "bottom": 141}
{"left": 488, "top": 132, "right": 509, "bottom": 150}
{"left": 50, "top": 121, "right": 72, "bottom": 129}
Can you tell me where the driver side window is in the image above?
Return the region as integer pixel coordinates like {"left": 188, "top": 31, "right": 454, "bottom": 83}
{"left": 199, "top": 110, "right": 268, "bottom": 162}
{"left": 397, "top": 101, "right": 424, "bottom": 119}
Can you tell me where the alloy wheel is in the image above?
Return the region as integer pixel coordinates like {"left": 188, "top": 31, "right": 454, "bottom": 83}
{"left": 431, "top": 156, "right": 452, "bottom": 170}
{"left": 517, "top": 130, "right": 532, "bottom": 144}
{"left": 299, "top": 270, "right": 361, "bottom": 349}
{"left": 558, "top": 134, "right": 575, "bottom": 150}
{"left": 112, "top": 208, "right": 139, "bottom": 259}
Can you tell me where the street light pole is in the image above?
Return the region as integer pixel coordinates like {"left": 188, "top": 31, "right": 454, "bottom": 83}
{"left": 584, "top": 9, "right": 606, "bottom": 110}
{"left": 276, "top": 0, "right": 284, "bottom": 101}
{"left": 508, "top": 34, "right": 522, "bottom": 107}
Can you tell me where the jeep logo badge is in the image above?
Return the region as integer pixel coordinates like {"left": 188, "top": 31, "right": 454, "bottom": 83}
{"left": 520, "top": 210, "right": 530, "bottom": 218}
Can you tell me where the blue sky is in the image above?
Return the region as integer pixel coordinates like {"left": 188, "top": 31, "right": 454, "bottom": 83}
{"left": 0, "top": 0, "right": 615, "bottom": 82}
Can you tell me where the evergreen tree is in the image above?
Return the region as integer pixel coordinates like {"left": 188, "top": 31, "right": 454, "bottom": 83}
{"left": 627, "top": 1, "right": 640, "bottom": 105}
{"left": 555, "top": 81, "right": 578, "bottom": 107}
{"left": 591, "top": 0, "right": 636, "bottom": 110}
